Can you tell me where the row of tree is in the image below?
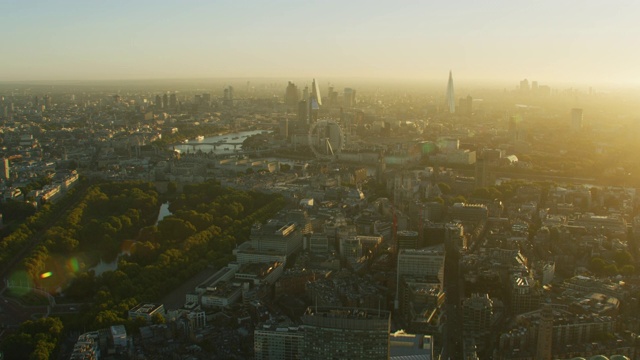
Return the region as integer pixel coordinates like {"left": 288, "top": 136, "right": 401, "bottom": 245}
{"left": 31, "top": 180, "right": 284, "bottom": 333}
{"left": 22, "top": 182, "right": 160, "bottom": 287}
{"left": 2, "top": 179, "right": 285, "bottom": 358}
{"left": 0, "top": 317, "right": 63, "bottom": 360}
{"left": 0, "top": 179, "right": 91, "bottom": 274}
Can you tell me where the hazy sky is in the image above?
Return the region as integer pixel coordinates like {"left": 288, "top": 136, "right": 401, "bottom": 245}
{"left": 2, "top": 0, "right": 639, "bottom": 86}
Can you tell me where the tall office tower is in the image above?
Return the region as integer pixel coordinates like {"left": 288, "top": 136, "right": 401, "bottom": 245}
{"left": 279, "top": 118, "right": 289, "bottom": 140}
{"left": 475, "top": 157, "right": 489, "bottom": 188}
{"left": 535, "top": 305, "right": 553, "bottom": 360}
{"left": 520, "top": 79, "right": 530, "bottom": 92}
{"left": 458, "top": 95, "right": 472, "bottom": 116}
{"left": 509, "top": 274, "right": 541, "bottom": 315}
{"left": 531, "top": 81, "right": 539, "bottom": 94}
{"left": 301, "top": 307, "right": 390, "bottom": 360}
{"left": 155, "top": 95, "right": 163, "bottom": 109}
{"left": 463, "top": 294, "right": 494, "bottom": 342}
{"left": 202, "top": 93, "right": 211, "bottom": 103}
{"left": 285, "top": 81, "right": 299, "bottom": 107}
{"left": 302, "top": 86, "right": 309, "bottom": 104}
{"left": 446, "top": 71, "right": 455, "bottom": 114}
{"left": 223, "top": 86, "right": 234, "bottom": 106}
{"left": 44, "top": 95, "right": 52, "bottom": 108}
{"left": 169, "top": 93, "right": 177, "bottom": 108}
{"left": 308, "top": 79, "right": 321, "bottom": 124}
{"left": 571, "top": 108, "right": 583, "bottom": 132}
{"left": 326, "top": 86, "right": 338, "bottom": 106}
{"left": 162, "top": 93, "right": 169, "bottom": 108}
{"left": 310, "top": 79, "right": 321, "bottom": 106}
{"left": 297, "top": 100, "right": 308, "bottom": 127}
{"left": 343, "top": 88, "right": 356, "bottom": 108}
{"left": 0, "top": 158, "right": 10, "bottom": 181}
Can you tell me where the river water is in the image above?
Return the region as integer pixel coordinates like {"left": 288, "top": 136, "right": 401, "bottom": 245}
{"left": 172, "top": 129, "right": 270, "bottom": 155}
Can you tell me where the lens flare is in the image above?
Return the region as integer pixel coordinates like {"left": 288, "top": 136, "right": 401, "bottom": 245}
{"left": 40, "top": 272, "right": 53, "bottom": 279}
{"left": 68, "top": 257, "right": 80, "bottom": 272}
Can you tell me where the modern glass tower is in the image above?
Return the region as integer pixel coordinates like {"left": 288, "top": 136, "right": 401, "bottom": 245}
{"left": 446, "top": 71, "right": 455, "bottom": 114}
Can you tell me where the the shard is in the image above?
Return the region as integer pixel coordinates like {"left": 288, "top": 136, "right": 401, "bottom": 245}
{"left": 311, "top": 78, "right": 322, "bottom": 106}
{"left": 446, "top": 70, "right": 455, "bottom": 113}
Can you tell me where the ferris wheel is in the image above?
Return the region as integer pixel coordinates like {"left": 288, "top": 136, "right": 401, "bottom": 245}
{"left": 308, "top": 119, "right": 345, "bottom": 160}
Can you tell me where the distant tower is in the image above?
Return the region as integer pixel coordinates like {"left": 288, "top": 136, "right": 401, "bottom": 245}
{"left": 155, "top": 95, "right": 163, "bottom": 109}
{"left": 285, "top": 81, "right": 300, "bottom": 108}
{"left": 309, "top": 79, "right": 321, "bottom": 124}
{"left": 571, "top": 108, "right": 583, "bottom": 132}
{"left": 162, "top": 93, "right": 169, "bottom": 108}
{"left": 446, "top": 71, "right": 455, "bottom": 113}
{"left": 298, "top": 100, "right": 308, "bottom": 127}
{"left": 343, "top": 88, "right": 356, "bottom": 108}
{"left": 536, "top": 305, "right": 553, "bottom": 360}
{"left": 310, "top": 79, "right": 322, "bottom": 106}
{"left": 223, "top": 86, "right": 234, "bottom": 107}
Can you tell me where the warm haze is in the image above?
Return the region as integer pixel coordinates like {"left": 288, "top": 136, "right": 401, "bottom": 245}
{"left": 2, "top": 0, "right": 640, "bottom": 86}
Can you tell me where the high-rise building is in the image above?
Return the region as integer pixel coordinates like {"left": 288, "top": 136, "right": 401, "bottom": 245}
{"left": 163, "top": 93, "right": 169, "bottom": 108}
{"left": 155, "top": 95, "right": 163, "bottom": 109}
{"left": 169, "top": 93, "right": 177, "bottom": 108}
{"left": 520, "top": 79, "right": 530, "bottom": 92}
{"left": 446, "top": 71, "right": 456, "bottom": 114}
{"left": 535, "top": 305, "right": 553, "bottom": 360}
{"left": 285, "top": 81, "right": 299, "bottom": 108}
{"left": 297, "top": 100, "right": 308, "bottom": 127}
{"left": 458, "top": 95, "right": 472, "bottom": 116}
{"left": 301, "top": 307, "right": 390, "bottom": 360}
{"left": 326, "top": 86, "right": 338, "bottom": 106}
{"left": 44, "top": 95, "right": 52, "bottom": 108}
{"left": 509, "top": 274, "right": 541, "bottom": 315}
{"left": 310, "top": 79, "right": 321, "bottom": 106}
{"left": 309, "top": 79, "right": 321, "bottom": 124}
{"left": 343, "top": 88, "right": 356, "bottom": 108}
{"left": 223, "top": 86, "right": 234, "bottom": 106}
{"left": 463, "top": 293, "right": 494, "bottom": 341}
{"left": 279, "top": 118, "right": 289, "bottom": 140}
{"left": 571, "top": 108, "right": 583, "bottom": 132}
